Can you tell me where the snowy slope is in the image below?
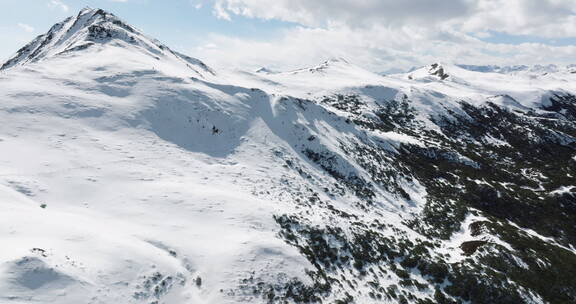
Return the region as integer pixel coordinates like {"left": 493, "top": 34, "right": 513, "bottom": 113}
{"left": 0, "top": 8, "right": 311, "bottom": 304}
{"left": 1, "top": 7, "right": 575, "bottom": 304}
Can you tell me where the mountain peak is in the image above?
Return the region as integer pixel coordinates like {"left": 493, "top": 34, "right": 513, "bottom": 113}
{"left": 406, "top": 63, "right": 450, "bottom": 81}
{"left": 325, "top": 57, "right": 350, "bottom": 64}
{"left": 429, "top": 63, "right": 449, "bottom": 80}
{"left": 288, "top": 57, "right": 354, "bottom": 75}
{"left": 255, "top": 67, "right": 277, "bottom": 74}
{"left": 0, "top": 7, "right": 133, "bottom": 70}
{"left": 0, "top": 8, "right": 213, "bottom": 77}
{"left": 78, "top": 6, "right": 97, "bottom": 15}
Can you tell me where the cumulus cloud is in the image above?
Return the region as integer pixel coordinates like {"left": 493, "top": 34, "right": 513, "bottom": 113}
{"left": 212, "top": 0, "right": 576, "bottom": 37}
{"left": 460, "top": 0, "right": 576, "bottom": 38}
{"left": 213, "top": 0, "right": 473, "bottom": 28}
{"left": 191, "top": 0, "right": 576, "bottom": 71}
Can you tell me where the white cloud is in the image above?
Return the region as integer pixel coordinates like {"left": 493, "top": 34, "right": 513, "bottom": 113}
{"left": 460, "top": 0, "right": 576, "bottom": 38}
{"left": 48, "top": 0, "right": 69, "bottom": 12}
{"left": 17, "top": 23, "right": 34, "bottom": 33}
{"left": 211, "top": 0, "right": 576, "bottom": 38}
{"left": 192, "top": 0, "right": 576, "bottom": 71}
{"left": 213, "top": 2, "right": 231, "bottom": 20}
{"left": 213, "top": 0, "right": 473, "bottom": 28}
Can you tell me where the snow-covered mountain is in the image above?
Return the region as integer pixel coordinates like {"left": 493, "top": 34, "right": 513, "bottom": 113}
{"left": 0, "top": 8, "right": 575, "bottom": 304}
{"left": 0, "top": 7, "right": 213, "bottom": 77}
{"left": 456, "top": 64, "right": 576, "bottom": 75}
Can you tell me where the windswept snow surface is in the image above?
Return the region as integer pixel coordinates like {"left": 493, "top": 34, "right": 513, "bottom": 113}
{"left": 0, "top": 65, "right": 312, "bottom": 303}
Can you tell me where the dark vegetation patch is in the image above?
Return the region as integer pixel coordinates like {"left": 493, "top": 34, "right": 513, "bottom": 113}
{"left": 460, "top": 240, "right": 487, "bottom": 256}
{"left": 397, "top": 97, "right": 576, "bottom": 303}
{"left": 247, "top": 93, "right": 576, "bottom": 303}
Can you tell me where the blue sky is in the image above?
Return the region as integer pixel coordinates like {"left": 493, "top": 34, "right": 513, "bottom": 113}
{"left": 1, "top": 0, "right": 576, "bottom": 72}
{"left": 478, "top": 31, "right": 576, "bottom": 47}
